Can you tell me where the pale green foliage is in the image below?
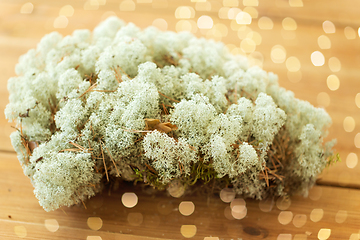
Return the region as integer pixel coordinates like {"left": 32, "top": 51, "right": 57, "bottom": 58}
{"left": 5, "top": 17, "right": 337, "bottom": 211}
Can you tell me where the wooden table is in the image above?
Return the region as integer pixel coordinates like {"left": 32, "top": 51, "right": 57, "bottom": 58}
{"left": 1, "top": 0, "right": 360, "bottom": 239}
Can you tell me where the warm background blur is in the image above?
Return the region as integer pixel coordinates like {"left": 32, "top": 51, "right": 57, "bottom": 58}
{"left": 0, "top": 0, "right": 360, "bottom": 239}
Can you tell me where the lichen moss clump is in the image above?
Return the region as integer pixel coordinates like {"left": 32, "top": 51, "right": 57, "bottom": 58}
{"left": 5, "top": 17, "right": 338, "bottom": 211}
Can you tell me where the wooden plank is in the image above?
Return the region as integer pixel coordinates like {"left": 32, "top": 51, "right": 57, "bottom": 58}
{"left": 1, "top": 152, "right": 360, "bottom": 239}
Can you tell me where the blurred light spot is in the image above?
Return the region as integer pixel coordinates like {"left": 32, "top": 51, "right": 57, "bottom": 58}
{"left": 127, "top": 212, "right": 143, "bottom": 226}
{"left": 87, "top": 217, "right": 103, "bottom": 231}
{"left": 53, "top": 16, "right": 68, "bottom": 28}
{"left": 327, "top": 74, "right": 340, "bottom": 91}
{"left": 271, "top": 45, "right": 286, "bottom": 63}
{"left": 230, "top": 198, "right": 246, "bottom": 211}
{"left": 328, "top": 57, "right": 341, "bottom": 72}
{"left": 228, "top": 8, "right": 241, "bottom": 19}
{"left": 175, "top": 6, "right": 195, "bottom": 19}
{"left": 259, "top": 197, "right": 274, "bottom": 212}
{"left": 236, "top": 12, "right": 252, "bottom": 24}
{"left": 258, "top": 16, "right": 273, "bottom": 30}
{"left": 243, "top": 7, "right": 258, "bottom": 18}
{"left": 349, "top": 233, "right": 360, "bottom": 240}
{"left": 311, "top": 51, "right": 325, "bottom": 66}
{"left": 293, "top": 214, "right": 307, "bottom": 228}
{"left": 287, "top": 70, "right": 302, "bottom": 83}
{"left": 243, "top": 0, "right": 258, "bottom": 6}
{"left": 224, "top": 206, "right": 234, "bottom": 220}
{"left": 157, "top": 201, "right": 173, "bottom": 215}
{"left": 289, "top": 0, "right": 303, "bottom": 7}
{"left": 215, "top": 23, "right": 228, "bottom": 37}
{"left": 119, "top": 0, "right": 136, "bottom": 11}
{"left": 152, "top": 0, "right": 167, "bottom": 8}
{"left": 20, "top": 2, "right": 34, "bottom": 14}
{"left": 278, "top": 211, "right": 293, "bottom": 225}
{"left": 318, "top": 229, "right": 331, "bottom": 240}
{"left": 176, "top": 20, "right": 197, "bottom": 33}
{"left": 355, "top": 133, "right": 360, "bottom": 148}
{"left": 310, "top": 209, "right": 323, "bottom": 222}
{"left": 122, "top": 192, "right": 138, "bottom": 208}
{"left": 197, "top": 15, "right": 213, "bottom": 29}
{"left": 14, "top": 226, "right": 27, "bottom": 238}
{"left": 282, "top": 17, "right": 297, "bottom": 30}
{"left": 87, "top": 237, "right": 102, "bottom": 240}
{"left": 358, "top": 27, "right": 360, "bottom": 37}
{"left": 309, "top": 186, "right": 322, "bottom": 200}
{"left": 293, "top": 234, "right": 307, "bottom": 240}
{"left": 346, "top": 153, "right": 358, "bottom": 168}
{"left": 240, "top": 38, "right": 256, "bottom": 53}
{"left": 237, "top": 26, "right": 252, "bottom": 39}
{"left": 246, "top": 31, "right": 262, "bottom": 45}
{"left": 343, "top": 116, "right": 355, "bottom": 132}
{"left": 276, "top": 196, "right": 291, "bottom": 210}
{"left": 277, "top": 234, "right": 292, "bottom": 240}
{"left": 84, "top": 0, "right": 99, "bottom": 10}
{"left": 323, "top": 20, "right": 335, "bottom": 33}
{"left": 317, "top": 92, "right": 330, "bottom": 107}
{"left": 59, "top": 5, "right": 74, "bottom": 17}
{"left": 181, "top": 225, "right": 197, "bottom": 238}
{"left": 152, "top": 18, "right": 168, "bottom": 31}
{"left": 356, "top": 93, "right": 360, "bottom": 108}
{"left": 179, "top": 201, "right": 195, "bottom": 216}
{"left": 220, "top": 188, "right": 235, "bottom": 203}
{"left": 204, "top": 237, "right": 220, "bottom": 240}
{"left": 218, "top": 7, "right": 230, "bottom": 19}
{"left": 318, "top": 35, "right": 331, "bottom": 49}
{"left": 344, "top": 27, "right": 356, "bottom": 40}
{"left": 195, "top": 1, "right": 211, "bottom": 11}
{"left": 45, "top": 219, "right": 59, "bottom": 232}
{"left": 223, "top": 0, "right": 239, "bottom": 7}
{"left": 286, "top": 56, "right": 301, "bottom": 72}
{"left": 335, "top": 210, "right": 348, "bottom": 223}
{"left": 167, "top": 180, "right": 185, "bottom": 198}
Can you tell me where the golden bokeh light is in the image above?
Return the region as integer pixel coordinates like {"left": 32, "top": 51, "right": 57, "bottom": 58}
{"left": 326, "top": 74, "right": 340, "bottom": 91}
{"left": 243, "top": 0, "right": 258, "bottom": 6}
{"left": 218, "top": 7, "right": 230, "bottom": 19}
{"left": 236, "top": 12, "right": 252, "bottom": 24}
{"left": 87, "top": 237, "right": 102, "bottom": 240}
{"left": 317, "top": 35, "right": 331, "bottom": 49}
{"left": 356, "top": 93, "right": 360, "bottom": 108}
{"left": 20, "top": 2, "right": 34, "bottom": 14}
{"left": 246, "top": 31, "right": 262, "bottom": 45}
{"left": 344, "top": 26, "right": 356, "bottom": 39}
{"left": 343, "top": 116, "right": 355, "bottom": 132}
{"left": 278, "top": 211, "right": 293, "bottom": 225}
{"left": 322, "top": 20, "right": 335, "bottom": 33}
{"left": 176, "top": 20, "right": 197, "bottom": 33}
{"left": 44, "top": 219, "right": 59, "bottom": 232}
{"left": 271, "top": 45, "right": 287, "bottom": 63}
{"left": 289, "top": 0, "right": 303, "bottom": 7}
{"left": 119, "top": 0, "right": 136, "bottom": 11}
{"left": 195, "top": 1, "right": 211, "bottom": 11}
{"left": 53, "top": 16, "right": 68, "bottom": 29}
{"left": 311, "top": 51, "right": 325, "bottom": 66}
{"left": 259, "top": 198, "right": 274, "bottom": 212}
{"left": 243, "top": 7, "right": 258, "bottom": 18}
{"left": 286, "top": 56, "right": 301, "bottom": 72}
{"left": 346, "top": 153, "right": 358, "bottom": 169}
{"left": 121, "top": 192, "right": 138, "bottom": 208}
{"left": 282, "top": 17, "right": 297, "bottom": 30}
{"left": 335, "top": 210, "right": 348, "bottom": 223}
{"left": 310, "top": 208, "right": 324, "bottom": 222}
{"left": 317, "top": 92, "right": 330, "bottom": 107}
{"left": 197, "top": 15, "right": 213, "bottom": 29}
{"left": 328, "top": 57, "right": 341, "bottom": 72}
{"left": 87, "top": 217, "right": 103, "bottom": 231}
{"left": 240, "top": 38, "right": 256, "bottom": 53}
{"left": 237, "top": 26, "right": 252, "bottom": 39}
{"left": 220, "top": 188, "right": 236, "bottom": 203}
{"left": 175, "top": 6, "right": 195, "bottom": 19}
{"left": 258, "top": 16, "right": 274, "bottom": 30}
{"left": 355, "top": 133, "right": 360, "bottom": 148}
{"left": 179, "top": 201, "right": 195, "bottom": 216}
{"left": 152, "top": 18, "right": 168, "bottom": 31}
{"left": 293, "top": 214, "right": 307, "bottom": 228}
{"left": 318, "top": 229, "right": 331, "bottom": 240}
{"left": 277, "top": 234, "right": 292, "bottom": 240}
{"left": 14, "top": 226, "right": 27, "bottom": 238}
{"left": 84, "top": 0, "right": 99, "bottom": 10}
{"left": 227, "top": 8, "right": 241, "bottom": 19}
{"left": 59, "top": 5, "right": 74, "bottom": 17}
{"left": 180, "top": 225, "right": 197, "bottom": 238}
{"left": 293, "top": 234, "right": 307, "bottom": 240}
